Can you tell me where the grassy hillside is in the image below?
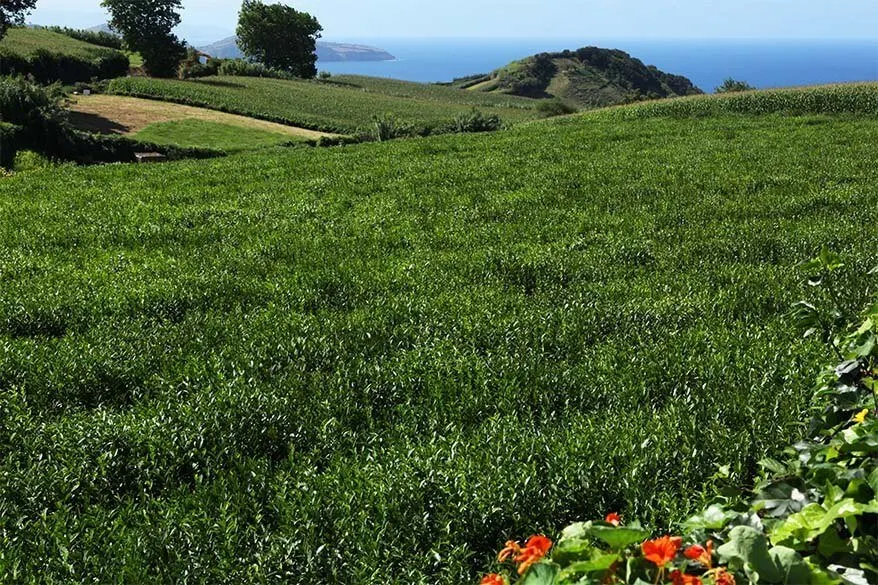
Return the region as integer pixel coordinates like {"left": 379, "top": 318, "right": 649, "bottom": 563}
{"left": 107, "top": 75, "right": 545, "bottom": 134}
{"left": 2, "top": 87, "right": 878, "bottom": 583}
{"left": 0, "top": 28, "right": 122, "bottom": 60}
{"left": 465, "top": 46, "right": 702, "bottom": 108}
{"left": 0, "top": 28, "right": 129, "bottom": 83}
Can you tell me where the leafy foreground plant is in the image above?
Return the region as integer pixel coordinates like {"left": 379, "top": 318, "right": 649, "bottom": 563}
{"left": 480, "top": 252, "right": 877, "bottom": 585}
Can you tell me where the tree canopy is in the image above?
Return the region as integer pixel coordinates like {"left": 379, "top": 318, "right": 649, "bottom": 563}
{"left": 0, "top": 0, "right": 38, "bottom": 39}
{"left": 236, "top": 0, "right": 322, "bottom": 79}
{"left": 715, "top": 78, "right": 756, "bottom": 93}
{"left": 100, "top": 0, "right": 187, "bottom": 77}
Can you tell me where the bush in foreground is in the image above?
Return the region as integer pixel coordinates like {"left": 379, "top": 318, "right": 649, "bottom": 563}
{"left": 479, "top": 251, "right": 877, "bottom": 585}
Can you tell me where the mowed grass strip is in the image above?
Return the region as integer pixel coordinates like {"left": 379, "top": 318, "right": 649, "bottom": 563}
{"left": 107, "top": 75, "right": 545, "bottom": 134}
{"left": 135, "top": 119, "right": 298, "bottom": 152}
{"left": 69, "top": 94, "right": 333, "bottom": 140}
{"left": 1, "top": 102, "right": 877, "bottom": 583}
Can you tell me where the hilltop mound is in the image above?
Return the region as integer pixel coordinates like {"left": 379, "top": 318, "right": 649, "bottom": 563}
{"left": 462, "top": 46, "right": 702, "bottom": 108}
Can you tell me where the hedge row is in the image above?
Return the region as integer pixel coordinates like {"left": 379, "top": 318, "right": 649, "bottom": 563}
{"left": 0, "top": 48, "right": 129, "bottom": 84}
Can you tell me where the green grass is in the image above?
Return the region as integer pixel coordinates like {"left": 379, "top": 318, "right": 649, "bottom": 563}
{"left": 134, "top": 119, "right": 297, "bottom": 153}
{"left": 107, "top": 75, "right": 545, "bottom": 134}
{"left": 1, "top": 91, "right": 878, "bottom": 583}
{"left": 0, "top": 27, "right": 122, "bottom": 60}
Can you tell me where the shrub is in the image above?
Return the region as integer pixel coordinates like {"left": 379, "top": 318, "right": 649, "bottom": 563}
{"left": 318, "top": 70, "right": 331, "bottom": 80}
{"left": 715, "top": 78, "right": 756, "bottom": 94}
{"left": 452, "top": 109, "right": 503, "bottom": 133}
{"left": 478, "top": 250, "right": 878, "bottom": 585}
{"left": 372, "top": 113, "right": 413, "bottom": 142}
{"left": 536, "top": 99, "right": 577, "bottom": 117}
{"left": 217, "top": 59, "right": 294, "bottom": 80}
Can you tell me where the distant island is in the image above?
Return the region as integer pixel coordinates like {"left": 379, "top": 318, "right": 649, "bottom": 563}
{"left": 451, "top": 46, "right": 702, "bottom": 108}
{"left": 198, "top": 36, "right": 396, "bottom": 63}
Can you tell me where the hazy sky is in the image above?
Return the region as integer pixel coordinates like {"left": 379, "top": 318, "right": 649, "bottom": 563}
{"left": 28, "top": 0, "right": 878, "bottom": 43}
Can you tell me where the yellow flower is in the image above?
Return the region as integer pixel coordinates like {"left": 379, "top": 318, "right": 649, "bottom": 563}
{"left": 853, "top": 409, "right": 869, "bottom": 424}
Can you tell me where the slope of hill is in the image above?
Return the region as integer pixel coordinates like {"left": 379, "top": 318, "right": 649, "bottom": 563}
{"left": 465, "top": 46, "right": 702, "bottom": 108}
{"left": 198, "top": 35, "right": 396, "bottom": 62}
{"left": 107, "top": 74, "right": 544, "bottom": 134}
{"left": 0, "top": 27, "right": 130, "bottom": 83}
{"left": 0, "top": 27, "right": 125, "bottom": 61}
{"left": 1, "top": 85, "right": 877, "bottom": 583}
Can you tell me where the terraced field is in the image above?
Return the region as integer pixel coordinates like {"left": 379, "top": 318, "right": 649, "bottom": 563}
{"left": 107, "top": 75, "right": 546, "bottom": 134}
{"left": 2, "top": 88, "right": 878, "bottom": 584}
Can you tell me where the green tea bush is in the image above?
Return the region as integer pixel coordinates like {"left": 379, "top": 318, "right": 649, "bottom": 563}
{"left": 606, "top": 83, "right": 878, "bottom": 120}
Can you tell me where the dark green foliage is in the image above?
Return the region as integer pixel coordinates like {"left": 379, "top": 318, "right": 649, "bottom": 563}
{"left": 217, "top": 58, "right": 295, "bottom": 80}
{"left": 101, "top": 0, "right": 186, "bottom": 77}
{"left": 40, "top": 25, "right": 124, "bottom": 50}
{"left": 0, "top": 1, "right": 35, "bottom": 39}
{"left": 716, "top": 78, "right": 757, "bottom": 94}
{"left": 236, "top": 0, "right": 322, "bottom": 79}
{"left": 537, "top": 100, "right": 578, "bottom": 117}
{"left": 0, "top": 46, "right": 130, "bottom": 83}
{"left": 178, "top": 49, "right": 222, "bottom": 79}
{"left": 1, "top": 91, "right": 878, "bottom": 582}
{"left": 451, "top": 108, "right": 503, "bottom": 132}
{"left": 0, "top": 122, "right": 20, "bottom": 168}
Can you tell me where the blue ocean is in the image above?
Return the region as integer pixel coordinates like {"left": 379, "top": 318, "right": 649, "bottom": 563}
{"left": 316, "top": 38, "right": 878, "bottom": 92}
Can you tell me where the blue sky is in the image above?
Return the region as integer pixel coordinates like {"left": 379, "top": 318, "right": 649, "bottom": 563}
{"left": 28, "top": 0, "right": 878, "bottom": 43}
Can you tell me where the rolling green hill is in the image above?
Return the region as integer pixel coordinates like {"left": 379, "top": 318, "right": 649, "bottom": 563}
{"left": 1, "top": 85, "right": 877, "bottom": 583}
{"left": 107, "top": 74, "right": 545, "bottom": 134}
{"left": 0, "top": 27, "right": 129, "bottom": 83}
{"left": 462, "top": 46, "right": 702, "bottom": 108}
{"left": 0, "top": 27, "right": 121, "bottom": 60}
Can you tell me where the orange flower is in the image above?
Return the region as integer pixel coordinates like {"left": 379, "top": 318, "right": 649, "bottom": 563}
{"left": 605, "top": 512, "right": 622, "bottom": 526}
{"left": 712, "top": 568, "right": 736, "bottom": 585}
{"left": 480, "top": 573, "right": 507, "bottom": 585}
{"left": 670, "top": 570, "right": 703, "bottom": 585}
{"left": 497, "top": 540, "right": 521, "bottom": 563}
{"left": 641, "top": 536, "right": 683, "bottom": 568}
{"left": 513, "top": 535, "right": 553, "bottom": 575}
{"left": 684, "top": 541, "right": 713, "bottom": 569}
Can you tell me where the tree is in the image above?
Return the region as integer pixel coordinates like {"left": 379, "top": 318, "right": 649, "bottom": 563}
{"left": 236, "top": 0, "right": 322, "bottom": 79}
{"left": 100, "top": 0, "right": 187, "bottom": 77}
{"left": 715, "top": 78, "right": 756, "bottom": 94}
{"left": 0, "top": 0, "right": 38, "bottom": 40}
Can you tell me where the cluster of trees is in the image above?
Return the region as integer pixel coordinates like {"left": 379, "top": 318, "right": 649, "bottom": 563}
{"left": 0, "top": 0, "right": 322, "bottom": 79}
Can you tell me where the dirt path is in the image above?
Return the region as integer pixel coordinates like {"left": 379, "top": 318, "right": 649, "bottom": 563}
{"left": 69, "top": 95, "right": 336, "bottom": 140}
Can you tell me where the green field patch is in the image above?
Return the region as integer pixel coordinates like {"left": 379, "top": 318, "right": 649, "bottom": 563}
{"left": 135, "top": 119, "right": 297, "bottom": 152}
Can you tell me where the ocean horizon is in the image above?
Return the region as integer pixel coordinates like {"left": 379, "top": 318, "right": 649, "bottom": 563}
{"left": 316, "top": 37, "right": 878, "bottom": 93}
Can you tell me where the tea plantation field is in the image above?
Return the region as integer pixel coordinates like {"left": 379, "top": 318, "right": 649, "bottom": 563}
{"left": 107, "top": 75, "right": 544, "bottom": 134}
{"left": 1, "top": 96, "right": 878, "bottom": 583}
